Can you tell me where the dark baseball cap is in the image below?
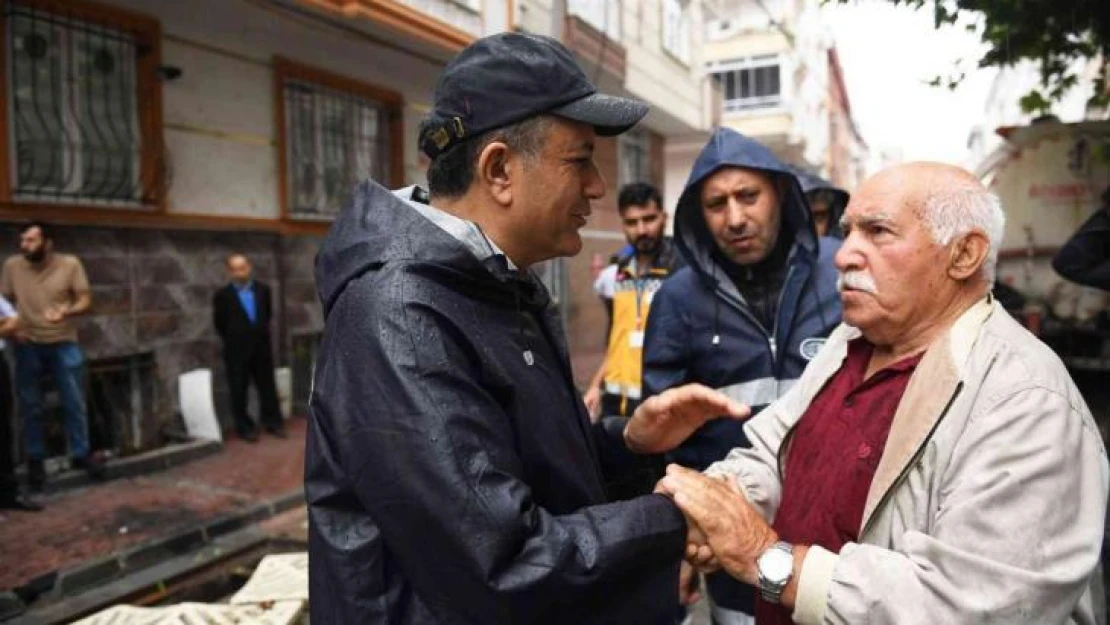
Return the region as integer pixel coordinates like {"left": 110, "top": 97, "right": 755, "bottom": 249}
{"left": 419, "top": 32, "right": 649, "bottom": 159}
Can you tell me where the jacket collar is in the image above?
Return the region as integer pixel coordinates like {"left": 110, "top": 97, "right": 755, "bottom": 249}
{"left": 793, "top": 294, "right": 996, "bottom": 533}
{"left": 860, "top": 293, "right": 995, "bottom": 532}
{"left": 398, "top": 186, "right": 518, "bottom": 271}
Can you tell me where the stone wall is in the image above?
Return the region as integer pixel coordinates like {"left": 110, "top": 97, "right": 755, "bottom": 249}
{"left": 0, "top": 223, "right": 323, "bottom": 453}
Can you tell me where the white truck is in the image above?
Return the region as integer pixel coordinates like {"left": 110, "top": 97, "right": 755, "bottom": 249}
{"left": 975, "top": 118, "right": 1109, "bottom": 423}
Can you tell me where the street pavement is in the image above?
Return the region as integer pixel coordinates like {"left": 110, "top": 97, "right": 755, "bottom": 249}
{"left": 0, "top": 418, "right": 306, "bottom": 593}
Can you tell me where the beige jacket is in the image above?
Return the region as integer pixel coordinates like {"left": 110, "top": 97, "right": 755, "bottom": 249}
{"left": 707, "top": 297, "right": 1109, "bottom": 624}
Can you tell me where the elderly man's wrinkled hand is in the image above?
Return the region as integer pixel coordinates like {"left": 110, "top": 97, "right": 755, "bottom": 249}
{"left": 683, "top": 512, "right": 720, "bottom": 572}
{"left": 656, "top": 478, "right": 720, "bottom": 572}
{"left": 624, "top": 384, "right": 749, "bottom": 454}
{"left": 657, "top": 464, "right": 777, "bottom": 586}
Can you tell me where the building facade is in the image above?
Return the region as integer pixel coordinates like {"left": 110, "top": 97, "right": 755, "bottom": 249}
{"left": 532, "top": 0, "right": 720, "bottom": 379}
{"left": 701, "top": 0, "right": 866, "bottom": 182}
{"left": 825, "top": 48, "right": 867, "bottom": 189}
{"left": 0, "top": 0, "right": 716, "bottom": 458}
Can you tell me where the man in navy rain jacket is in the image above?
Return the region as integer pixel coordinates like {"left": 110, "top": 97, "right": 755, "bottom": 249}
{"left": 643, "top": 128, "right": 842, "bottom": 623}
{"left": 305, "top": 33, "right": 750, "bottom": 624}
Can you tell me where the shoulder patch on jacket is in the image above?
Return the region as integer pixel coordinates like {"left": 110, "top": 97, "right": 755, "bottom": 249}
{"left": 799, "top": 337, "right": 826, "bottom": 361}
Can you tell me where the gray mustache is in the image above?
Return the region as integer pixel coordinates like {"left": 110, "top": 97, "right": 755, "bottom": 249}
{"left": 837, "top": 270, "right": 878, "bottom": 294}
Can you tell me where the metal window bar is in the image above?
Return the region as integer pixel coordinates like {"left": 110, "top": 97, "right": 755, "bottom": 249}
{"left": 619, "top": 130, "right": 650, "bottom": 186}
{"left": 285, "top": 79, "right": 390, "bottom": 220}
{"left": 5, "top": 2, "right": 151, "bottom": 205}
{"left": 31, "top": 352, "right": 157, "bottom": 464}
{"left": 715, "top": 64, "right": 783, "bottom": 112}
{"left": 85, "top": 352, "right": 157, "bottom": 455}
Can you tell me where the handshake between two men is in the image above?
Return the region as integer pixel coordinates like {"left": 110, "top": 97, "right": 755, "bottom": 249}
{"left": 622, "top": 384, "right": 801, "bottom": 608}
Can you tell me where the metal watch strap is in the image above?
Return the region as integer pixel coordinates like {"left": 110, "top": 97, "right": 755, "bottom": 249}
{"left": 758, "top": 541, "right": 794, "bottom": 604}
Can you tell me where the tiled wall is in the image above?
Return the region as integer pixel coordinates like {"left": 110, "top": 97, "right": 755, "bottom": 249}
{"left": 0, "top": 224, "right": 323, "bottom": 452}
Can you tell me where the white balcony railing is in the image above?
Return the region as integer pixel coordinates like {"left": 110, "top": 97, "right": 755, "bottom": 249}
{"left": 723, "top": 95, "right": 784, "bottom": 112}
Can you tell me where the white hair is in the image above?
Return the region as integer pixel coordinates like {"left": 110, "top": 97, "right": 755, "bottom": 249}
{"left": 918, "top": 187, "right": 1006, "bottom": 283}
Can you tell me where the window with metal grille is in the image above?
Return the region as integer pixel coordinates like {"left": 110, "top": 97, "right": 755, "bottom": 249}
{"left": 281, "top": 72, "right": 396, "bottom": 221}
{"left": 712, "top": 55, "right": 783, "bottom": 112}
{"left": 3, "top": 1, "right": 159, "bottom": 206}
{"left": 619, "top": 129, "right": 651, "bottom": 187}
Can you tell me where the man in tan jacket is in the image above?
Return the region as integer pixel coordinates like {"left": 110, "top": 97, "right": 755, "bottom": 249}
{"left": 1, "top": 221, "right": 97, "bottom": 489}
{"left": 630, "top": 163, "right": 1108, "bottom": 624}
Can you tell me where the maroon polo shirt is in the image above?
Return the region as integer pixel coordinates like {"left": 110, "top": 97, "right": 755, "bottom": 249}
{"left": 757, "top": 338, "right": 922, "bottom": 625}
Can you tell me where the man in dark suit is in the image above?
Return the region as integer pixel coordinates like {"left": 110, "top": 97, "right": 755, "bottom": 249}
{"left": 213, "top": 253, "right": 285, "bottom": 442}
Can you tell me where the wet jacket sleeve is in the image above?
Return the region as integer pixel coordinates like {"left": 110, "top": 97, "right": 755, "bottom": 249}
{"left": 642, "top": 279, "right": 691, "bottom": 398}
{"left": 313, "top": 277, "right": 687, "bottom": 622}
{"left": 591, "top": 415, "right": 663, "bottom": 480}
{"left": 792, "top": 387, "right": 1108, "bottom": 625}
{"left": 1052, "top": 206, "right": 1110, "bottom": 290}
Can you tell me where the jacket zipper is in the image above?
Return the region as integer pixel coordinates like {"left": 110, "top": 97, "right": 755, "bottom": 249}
{"left": 768, "top": 265, "right": 794, "bottom": 366}
{"left": 718, "top": 264, "right": 796, "bottom": 371}
{"left": 859, "top": 381, "right": 964, "bottom": 539}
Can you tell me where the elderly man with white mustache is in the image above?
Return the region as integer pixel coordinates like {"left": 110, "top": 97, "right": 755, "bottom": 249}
{"left": 630, "top": 162, "right": 1108, "bottom": 624}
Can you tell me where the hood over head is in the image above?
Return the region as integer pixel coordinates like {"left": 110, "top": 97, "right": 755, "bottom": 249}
{"left": 787, "top": 164, "right": 850, "bottom": 238}
{"left": 674, "top": 127, "right": 817, "bottom": 284}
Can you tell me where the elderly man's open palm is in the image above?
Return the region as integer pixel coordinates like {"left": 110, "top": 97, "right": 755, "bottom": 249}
{"left": 623, "top": 384, "right": 749, "bottom": 454}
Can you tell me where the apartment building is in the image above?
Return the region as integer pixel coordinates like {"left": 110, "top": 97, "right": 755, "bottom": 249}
{"left": 0, "top": 0, "right": 717, "bottom": 457}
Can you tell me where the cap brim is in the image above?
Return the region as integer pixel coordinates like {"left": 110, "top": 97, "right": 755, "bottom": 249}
{"left": 550, "top": 93, "right": 649, "bottom": 136}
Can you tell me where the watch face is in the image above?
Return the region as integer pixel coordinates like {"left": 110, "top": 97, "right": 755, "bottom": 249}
{"left": 759, "top": 547, "right": 793, "bottom": 584}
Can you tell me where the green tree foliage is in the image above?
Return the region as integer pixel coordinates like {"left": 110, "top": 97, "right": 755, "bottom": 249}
{"left": 840, "top": 0, "right": 1108, "bottom": 114}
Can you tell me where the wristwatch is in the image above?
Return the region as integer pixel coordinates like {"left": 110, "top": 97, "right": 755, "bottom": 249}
{"left": 756, "top": 541, "right": 795, "bottom": 604}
